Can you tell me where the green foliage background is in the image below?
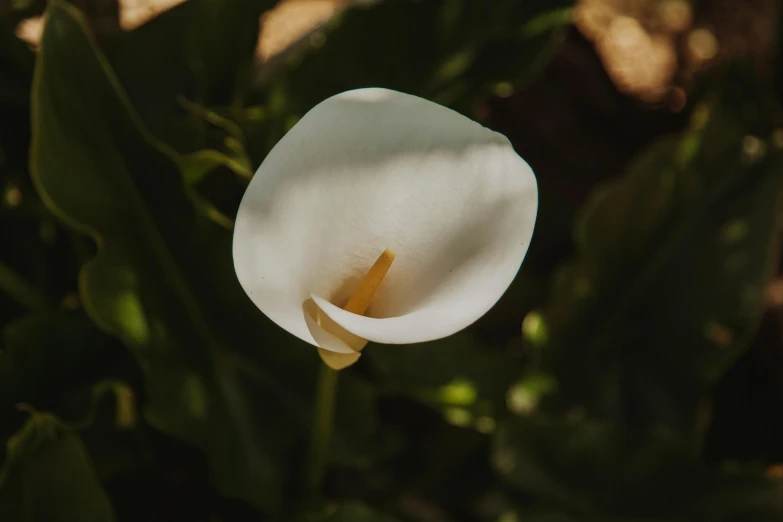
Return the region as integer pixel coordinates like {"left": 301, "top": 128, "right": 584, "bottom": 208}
{"left": 1, "top": 0, "right": 783, "bottom": 521}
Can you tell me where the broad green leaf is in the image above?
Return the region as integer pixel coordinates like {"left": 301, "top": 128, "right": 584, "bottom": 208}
{"left": 0, "top": 260, "right": 47, "bottom": 314}
{"left": 0, "top": 411, "right": 115, "bottom": 521}
{"left": 0, "top": 314, "right": 143, "bottom": 488}
{"left": 97, "top": 0, "right": 195, "bottom": 135}
{"left": 494, "top": 414, "right": 699, "bottom": 516}
{"left": 183, "top": 0, "right": 272, "bottom": 105}
{"left": 0, "top": 313, "right": 116, "bottom": 423}
{"left": 258, "top": 0, "right": 572, "bottom": 107}
{"left": 494, "top": 413, "right": 783, "bottom": 520}
{"left": 97, "top": 0, "right": 270, "bottom": 197}
{"left": 688, "top": 470, "right": 783, "bottom": 522}
{"left": 368, "top": 332, "right": 516, "bottom": 431}
{"left": 30, "top": 1, "right": 377, "bottom": 512}
{"left": 535, "top": 82, "right": 783, "bottom": 437}
{"left": 320, "top": 502, "right": 401, "bottom": 522}
{"left": 250, "top": 0, "right": 573, "bottom": 149}
{"left": 495, "top": 513, "right": 576, "bottom": 522}
{"left": 100, "top": 0, "right": 275, "bottom": 151}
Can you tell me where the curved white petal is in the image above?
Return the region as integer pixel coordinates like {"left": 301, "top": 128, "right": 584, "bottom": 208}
{"left": 233, "top": 87, "right": 537, "bottom": 350}
{"left": 303, "top": 297, "right": 368, "bottom": 353}
{"left": 303, "top": 309, "right": 357, "bottom": 354}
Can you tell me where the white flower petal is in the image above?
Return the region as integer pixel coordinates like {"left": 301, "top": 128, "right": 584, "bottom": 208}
{"left": 303, "top": 307, "right": 357, "bottom": 354}
{"left": 233, "top": 88, "right": 537, "bottom": 350}
{"left": 303, "top": 297, "right": 368, "bottom": 353}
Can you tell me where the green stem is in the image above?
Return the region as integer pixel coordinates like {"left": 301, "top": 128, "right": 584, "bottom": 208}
{"left": 0, "top": 260, "right": 49, "bottom": 312}
{"left": 306, "top": 362, "right": 338, "bottom": 497}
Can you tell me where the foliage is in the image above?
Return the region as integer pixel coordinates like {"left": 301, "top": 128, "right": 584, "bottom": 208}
{"left": 0, "top": 0, "right": 782, "bottom": 521}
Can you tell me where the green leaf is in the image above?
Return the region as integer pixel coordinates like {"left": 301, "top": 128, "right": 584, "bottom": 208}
{"left": 0, "top": 260, "right": 48, "bottom": 313}
{"left": 0, "top": 313, "right": 116, "bottom": 423}
{"left": 689, "top": 470, "right": 783, "bottom": 522}
{"left": 100, "top": 0, "right": 274, "bottom": 150}
{"left": 30, "top": 1, "right": 378, "bottom": 512}
{"left": 368, "top": 332, "right": 516, "bottom": 430}
{"left": 181, "top": 148, "right": 252, "bottom": 186}
{"left": 176, "top": 97, "right": 254, "bottom": 186}
{"left": 95, "top": 0, "right": 270, "bottom": 194}
{"left": 0, "top": 411, "right": 115, "bottom": 522}
{"left": 494, "top": 414, "right": 698, "bottom": 516}
{"left": 183, "top": 0, "right": 272, "bottom": 105}
{"left": 321, "top": 502, "right": 401, "bottom": 522}
{"left": 494, "top": 413, "right": 783, "bottom": 520}
{"left": 97, "top": 0, "right": 195, "bottom": 135}
{"left": 251, "top": 0, "right": 572, "bottom": 146}
{"left": 536, "top": 84, "right": 783, "bottom": 436}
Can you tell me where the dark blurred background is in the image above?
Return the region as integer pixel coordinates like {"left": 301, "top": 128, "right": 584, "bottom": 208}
{"left": 1, "top": 1, "right": 782, "bottom": 521}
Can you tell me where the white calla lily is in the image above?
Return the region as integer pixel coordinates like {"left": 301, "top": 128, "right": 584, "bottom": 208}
{"left": 233, "top": 88, "right": 537, "bottom": 370}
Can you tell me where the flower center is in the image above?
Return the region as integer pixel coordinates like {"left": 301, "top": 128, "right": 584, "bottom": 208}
{"left": 342, "top": 248, "right": 396, "bottom": 315}
{"left": 314, "top": 248, "right": 395, "bottom": 370}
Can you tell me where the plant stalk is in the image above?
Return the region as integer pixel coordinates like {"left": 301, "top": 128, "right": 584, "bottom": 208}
{"left": 306, "top": 361, "right": 338, "bottom": 497}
